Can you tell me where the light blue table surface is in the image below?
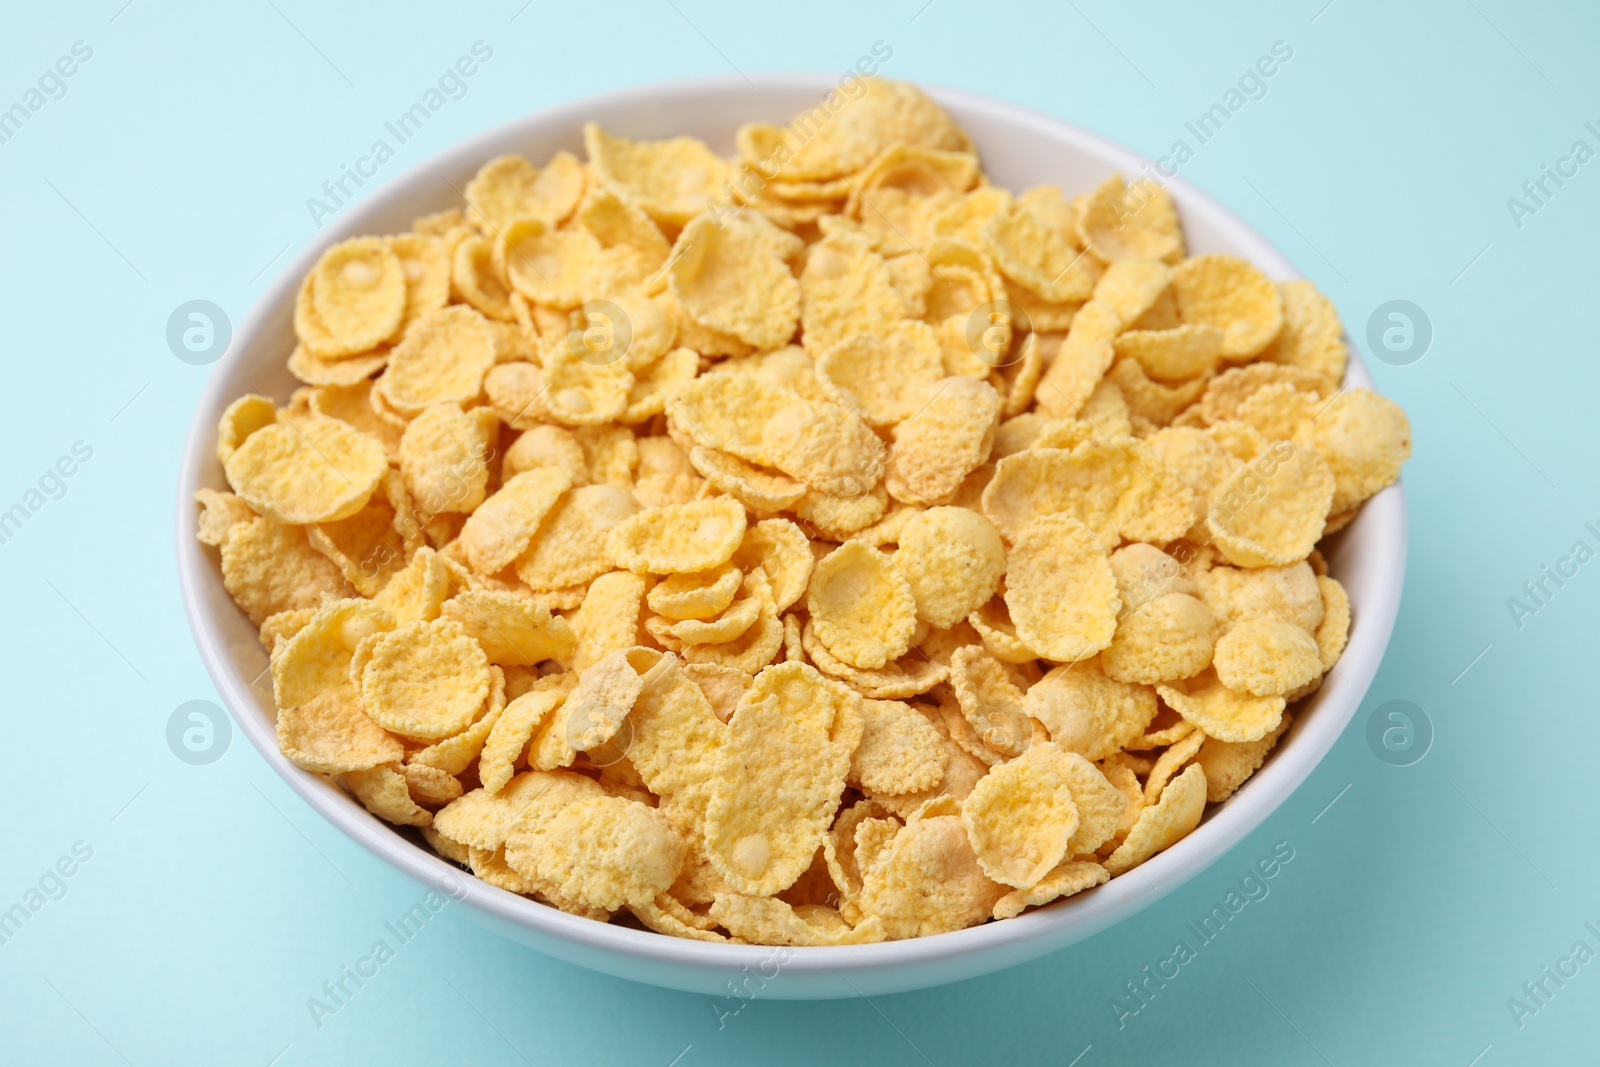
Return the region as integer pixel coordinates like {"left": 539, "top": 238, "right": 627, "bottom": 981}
{"left": 3, "top": 1, "right": 1596, "bottom": 1063}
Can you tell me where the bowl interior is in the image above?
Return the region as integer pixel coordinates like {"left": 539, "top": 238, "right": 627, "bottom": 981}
{"left": 177, "top": 74, "right": 1405, "bottom": 998}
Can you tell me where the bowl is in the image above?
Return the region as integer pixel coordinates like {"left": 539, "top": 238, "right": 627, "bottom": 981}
{"left": 177, "top": 73, "right": 1406, "bottom": 999}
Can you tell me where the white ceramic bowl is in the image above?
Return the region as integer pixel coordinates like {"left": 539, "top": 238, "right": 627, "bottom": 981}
{"left": 177, "top": 74, "right": 1405, "bottom": 999}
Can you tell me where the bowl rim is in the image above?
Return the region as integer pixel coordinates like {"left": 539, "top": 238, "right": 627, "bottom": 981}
{"left": 176, "top": 72, "right": 1406, "bottom": 989}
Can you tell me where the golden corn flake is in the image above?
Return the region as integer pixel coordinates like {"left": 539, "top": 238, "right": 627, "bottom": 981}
{"left": 402, "top": 761, "right": 463, "bottom": 807}
{"left": 1102, "top": 592, "right": 1216, "bottom": 685}
{"left": 1104, "top": 762, "right": 1206, "bottom": 875}
{"left": 885, "top": 377, "right": 1001, "bottom": 506}
{"left": 542, "top": 356, "right": 633, "bottom": 435}
{"left": 1195, "top": 713, "right": 1291, "bottom": 803}
{"left": 629, "top": 896, "right": 728, "bottom": 943}
{"left": 625, "top": 347, "right": 699, "bottom": 423}
{"left": 792, "top": 483, "right": 889, "bottom": 539}
{"left": 451, "top": 232, "right": 515, "bottom": 320}
{"left": 360, "top": 618, "right": 491, "bottom": 740}
{"left": 661, "top": 595, "right": 760, "bottom": 645}
{"left": 584, "top": 125, "right": 730, "bottom": 227}
{"left": 482, "top": 361, "right": 547, "bottom": 430}
{"left": 984, "top": 204, "right": 1102, "bottom": 303}
{"left": 502, "top": 219, "right": 647, "bottom": 310}
{"left": 949, "top": 645, "right": 1033, "bottom": 759}
{"left": 288, "top": 344, "right": 389, "bottom": 388}
{"left": 398, "top": 403, "right": 491, "bottom": 516}
{"left": 1195, "top": 561, "right": 1324, "bottom": 634}
{"left": 689, "top": 446, "right": 805, "bottom": 511}
{"left": 271, "top": 597, "right": 393, "bottom": 711}
{"left": 893, "top": 507, "right": 1005, "bottom": 628}
{"left": 1260, "top": 279, "right": 1347, "bottom": 389}
{"left": 1004, "top": 515, "right": 1119, "bottom": 662}
{"left": 443, "top": 769, "right": 599, "bottom": 854}
{"left": 1115, "top": 323, "right": 1224, "bottom": 382}
{"left": 1092, "top": 257, "right": 1171, "bottom": 326}
{"left": 527, "top": 795, "right": 685, "bottom": 911}
{"left": 1195, "top": 363, "right": 1328, "bottom": 427}
{"left": 515, "top": 485, "right": 640, "bottom": 591}
{"left": 608, "top": 496, "right": 747, "bottom": 576}
{"left": 763, "top": 396, "right": 887, "bottom": 496}
{"left": 683, "top": 661, "right": 752, "bottom": 724}
{"left": 1170, "top": 254, "right": 1283, "bottom": 361}
{"left": 565, "top": 570, "right": 645, "bottom": 673}
{"left": 859, "top": 814, "right": 1005, "bottom": 939}
{"left": 374, "top": 305, "right": 496, "bottom": 416}
{"left": 823, "top": 798, "right": 894, "bottom": 903}
{"left": 738, "top": 79, "right": 969, "bottom": 184}
{"left": 849, "top": 699, "right": 946, "bottom": 795}
{"left": 711, "top": 894, "right": 884, "bottom": 946}
{"left": 732, "top": 661, "right": 850, "bottom": 742}
{"left": 1024, "top": 659, "right": 1156, "bottom": 761}
{"left": 220, "top": 518, "right": 345, "bottom": 626}
{"left": 223, "top": 413, "right": 387, "bottom": 526}
{"left": 480, "top": 688, "right": 563, "bottom": 792}
{"left": 1207, "top": 442, "right": 1335, "bottom": 567}
{"left": 648, "top": 564, "right": 743, "bottom": 621}
{"left": 628, "top": 654, "right": 726, "bottom": 817}
{"left": 802, "top": 620, "right": 948, "bottom": 699}
{"left": 380, "top": 237, "right": 448, "bottom": 335}
{"left": 440, "top": 589, "right": 575, "bottom": 667}
{"left": 1076, "top": 175, "right": 1183, "bottom": 264}
{"left": 815, "top": 321, "right": 945, "bottom": 427}
{"left": 1018, "top": 743, "right": 1126, "bottom": 856}
{"left": 344, "top": 762, "right": 432, "bottom": 827}
{"left": 1034, "top": 299, "right": 1120, "bottom": 419}
{"left": 533, "top": 648, "right": 657, "bottom": 771}
{"left": 705, "top": 695, "right": 851, "bottom": 895}
{"left": 457, "top": 469, "right": 572, "bottom": 576}
{"left": 963, "top": 759, "right": 1079, "bottom": 889}
{"left": 1109, "top": 358, "right": 1209, "bottom": 427}
{"left": 577, "top": 186, "right": 671, "bottom": 273}
{"left": 982, "top": 440, "right": 1196, "bottom": 548}
{"left": 298, "top": 237, "right": 407, "bottom": 358}
{"left": 668, "top": 212, "right": 801, "bottom": 350}
{"left": 807, "top": 541, "right": 918, "bottom": 670}
{"left": 1212, "top": 616, "right": 1322, "bottom": 697}
{"left": 216, "top": 393, "right": 278, "bottom": 465}
{"left": 1228, "top": 381, "right": 1319, "bottom": 442}
{"left": 407, "top": 685, "right": 506, "bottom": 776}
{"left": 799, "top": 228, "right": 909, "bottom": 355}
{"left": 194, "top": 488, "right": 255, "bottom": 548}
{"left": 992, "top": 859, "right": 1109, "bottom": 920}
{"left": 373, "top": 546, "right": 449, "bottom": 624}
{"left": 967, "top": 595, "right": 1037, "bottom": 664}
{"left": 1143, "top": 727, "right": 1206, "bottom": 805}
{"left": 632, "top": 437, "right": 704, "bottom": 509}
{"left": 679, "top": 573, "right": 785, "bottom": 674}
{"left": 1157, "top": 669, "right": 1285, "bottom": 743}
{"left": 464, "top": 152, "right": 585, "bottom": 234}
{"left": 1315, "top": 575, "right": 1351, "bottom": 670}
{"left": 1305, "top": 388, "right": 1412, "bottom": 513}
{"left": 277, "top": 682, "right": 403, "bottom": 774}
{"left": 664, "top": 373, "right": 795, "bottom": 465}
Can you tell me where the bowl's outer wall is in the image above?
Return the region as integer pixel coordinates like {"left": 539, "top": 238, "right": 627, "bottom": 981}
{"left": 177, "top": 74, "right": 1405, "bottom": 998}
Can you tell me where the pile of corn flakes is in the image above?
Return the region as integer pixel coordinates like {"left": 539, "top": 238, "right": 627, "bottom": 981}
{"left": 197, "top": 79, "right": 1410, "bottom": 945}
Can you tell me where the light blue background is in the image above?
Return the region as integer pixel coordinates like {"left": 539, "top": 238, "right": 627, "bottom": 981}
{"left": 2, "top": 1, "right": 1594, "bottom": 1063}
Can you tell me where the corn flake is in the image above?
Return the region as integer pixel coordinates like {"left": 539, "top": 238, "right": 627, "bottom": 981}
{"left": 608, "top": 496, "right": 747, "bottom": 576}
{"left": 1157, "top": 669, "right": 1285, "bottom": 743}
{"left": 807, "top": 541, "right": 918, "bottom": 670}
{"left": 705, "top": 695, "right": 851, "bottom": 895}
{"left": 1103, "top": 763, "right": 1206, "bottom": 875}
